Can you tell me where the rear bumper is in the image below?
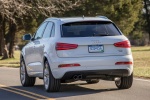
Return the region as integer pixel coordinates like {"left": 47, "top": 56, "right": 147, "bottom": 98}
{"left": 61, "top": 69, "right": 130, "bottom": 80}
{"left": 48, "top": 55, "right": 133, "bottom": 79}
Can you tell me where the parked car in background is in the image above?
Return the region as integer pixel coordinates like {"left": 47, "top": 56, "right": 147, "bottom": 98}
{"left": 20, "top": 16, "right": 133, "bottom": 92}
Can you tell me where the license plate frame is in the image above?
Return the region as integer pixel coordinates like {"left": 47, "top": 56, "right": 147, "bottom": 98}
{"left": 88, "top": 45, "right": 104, "bottom": 53}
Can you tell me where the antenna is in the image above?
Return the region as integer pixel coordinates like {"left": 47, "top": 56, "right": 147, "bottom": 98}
{"left": 82, "top": 15, "right": 84, "bottom": 19}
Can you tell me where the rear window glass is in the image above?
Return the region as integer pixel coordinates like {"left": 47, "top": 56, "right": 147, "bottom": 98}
{"left": 62, "top": 21, "right": 121, "bottom": 37}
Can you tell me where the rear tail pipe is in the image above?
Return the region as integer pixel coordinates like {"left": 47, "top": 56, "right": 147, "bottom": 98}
{"left": 73, "top": 75, "right": 82, "bottom": 80}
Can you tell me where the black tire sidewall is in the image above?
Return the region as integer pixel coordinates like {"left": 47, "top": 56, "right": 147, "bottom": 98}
{"left": 115, "top": 73, "right": 133, "bottom": 89}
{"left": 20, "top": 59, "right": 27, "bottom": 86}
{"left": 20, "top": 59, "right": 35, "bottom": 86}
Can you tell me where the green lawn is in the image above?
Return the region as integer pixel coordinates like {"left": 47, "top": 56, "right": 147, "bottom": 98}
{"left": 0, "top": 46, "right": 150, "bottom": 78}
{"left": 132, "top": 46, "right": 150, "bottom": 78}
{"left": 0, "top": 51, "right": 20, "bottom": 68}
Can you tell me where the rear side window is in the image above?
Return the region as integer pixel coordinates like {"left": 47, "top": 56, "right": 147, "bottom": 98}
{"left": 43, "top": 22, "right": 53, "bottom": 38}
{"left": 62, "top": 21, "right": 121, "bottom": 37}
{"left": 34, "top": 22, "right": 47, "bottom": 39}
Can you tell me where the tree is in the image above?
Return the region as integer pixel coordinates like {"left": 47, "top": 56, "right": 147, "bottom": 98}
{"left": 0, "top": 16, "right": 5, "bottom": 57}
{"left": 143, "top": 0, "right": 150, "bottom": 44}
{"left": 0, "top": 0, "right": 80, "bottom": 59}
{"left": 63, "top": 0, "right": 143, "bottom": 36}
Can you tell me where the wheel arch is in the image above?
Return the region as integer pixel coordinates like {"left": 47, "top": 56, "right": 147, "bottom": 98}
{"left": 43, "top": 53, "right": 56, "bottom": 78}
{"left": 20, "top": 52, "right": 30, "bottom": 76}
{"left": 20, "top": 52, "right": 25, "bottom": 61}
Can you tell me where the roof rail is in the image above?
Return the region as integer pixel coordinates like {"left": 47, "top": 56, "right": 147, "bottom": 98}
{"left": 96, "top": 16, "right": 108, "bottom": 19}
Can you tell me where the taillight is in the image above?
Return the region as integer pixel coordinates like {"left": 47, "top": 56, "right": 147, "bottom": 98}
{"left": 58, "top": 63, "right": 80, "bottom": 68}
{"left": 115, "top": 61, "right": 132, "bottom": 65}
{"left": 56, "top": 42, "right": 78, "bottom": 50}
{"left": 114, "top": 40, "right": 131, "bottom": 48}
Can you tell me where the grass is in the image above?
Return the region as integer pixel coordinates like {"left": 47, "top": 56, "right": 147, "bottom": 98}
{"left": 132, "top": 46, "right": 150, "bottom": 78}
{"left": 0, "top": 51, "right": 20, "bottom": 68}
{"left": 0, "top": 46, "right": 150, "bottom": 78}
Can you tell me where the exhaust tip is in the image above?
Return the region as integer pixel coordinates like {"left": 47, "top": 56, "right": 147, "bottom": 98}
{"left": 73, "top": 75, "right": 82, "bottom": 80}
{"left": 78, "top": 75, "right": 82, "bottom": 79}
{"left": 73, "top": 75, "right": 78, "bottom": 80}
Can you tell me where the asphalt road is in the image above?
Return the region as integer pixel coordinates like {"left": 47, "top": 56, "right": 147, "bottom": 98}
{"left": 0, "top": 67, "right": 150, "bottom": 100}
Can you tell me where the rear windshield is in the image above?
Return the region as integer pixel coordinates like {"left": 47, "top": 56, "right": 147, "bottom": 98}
{"left": 61, "top": 21, "right": 121, "bottom": 37}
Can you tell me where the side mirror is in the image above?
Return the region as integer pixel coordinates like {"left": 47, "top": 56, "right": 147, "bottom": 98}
{"left": 23, "top": 34, "right": 32, "bottom": 41}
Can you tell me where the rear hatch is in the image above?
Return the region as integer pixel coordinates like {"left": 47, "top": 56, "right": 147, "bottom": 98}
{"left": 56, "top": 21, "right": 131, "bottom": 58}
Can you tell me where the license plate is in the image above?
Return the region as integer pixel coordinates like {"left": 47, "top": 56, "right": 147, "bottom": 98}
{"left": 88, "top": 45, "right": 104, "bottom": 53}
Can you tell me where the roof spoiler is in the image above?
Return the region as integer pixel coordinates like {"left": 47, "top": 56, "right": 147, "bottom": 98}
{"left": 96, "top": 16, "right": 108, "bottom": 19}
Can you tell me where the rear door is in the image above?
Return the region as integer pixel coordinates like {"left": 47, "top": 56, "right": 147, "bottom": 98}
{"left": 28, "top": 22, "right": 48, "bottom": 73}
{"left": 33, "top": 21, "right": 54, "bottom": 73}
{"left": 56, "top": 21, "right": 131, "bottom": 58}
{"left": 24, "top": 42, "right": 35, "bottom": 66}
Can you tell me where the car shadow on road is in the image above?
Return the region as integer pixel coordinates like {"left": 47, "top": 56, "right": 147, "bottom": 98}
{"left": 51, "top": 83, "right": 118, "bottom": 98}
{"left": 9, "top": 82, "right": 118, "bottom": 99}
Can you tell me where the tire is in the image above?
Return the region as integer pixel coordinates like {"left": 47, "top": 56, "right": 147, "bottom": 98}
{"left": 86, "top": 79, "right": 99, "bottom": 84}
{"left": 115, "top": 73, "right": 133, "bottom": 89}
{"left": 20, "top": 59, "right": 36, "bottom": 87}
{"left": 43, "top": 60, "right": 61, "bottom": 92}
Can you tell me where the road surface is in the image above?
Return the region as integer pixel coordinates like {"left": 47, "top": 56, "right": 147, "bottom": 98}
{"left": 0, "top": 67, "right": 150, "bottom": 100}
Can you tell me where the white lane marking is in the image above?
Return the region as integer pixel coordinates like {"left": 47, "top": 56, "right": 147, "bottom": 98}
{"left": 134, "top": 78, "right": 150, "bottom": 83}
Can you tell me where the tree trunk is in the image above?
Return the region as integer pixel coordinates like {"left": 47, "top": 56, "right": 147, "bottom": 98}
{"left": 1, "top": 22, "right": 9, "bottom": 59}
{"left": 1, "top": 44, "right": 9, "bottom": 60}
{"left": 144, "top": 0, "right": 150, "bottom": 45}
{"left": 8, "top": 22, "right": 17, "bottom": 58}
{"left": 0, "top": 28, "right": 3, "bottom": 56}
{"left": 0, "top": 16, "right": 5, "bottom": 56}
{"left": 0, "top": 15, "right": 3, "bottom": 56}
{"left": 2, "top": 18, "right": 7, "bottom": 58}
{"left": 149, "top": 32, "right": 150, "bottom": 45}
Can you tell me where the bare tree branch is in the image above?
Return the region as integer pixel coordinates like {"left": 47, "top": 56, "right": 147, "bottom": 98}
{"left": 0, "top": 0, "right": 81, "bottom": 22}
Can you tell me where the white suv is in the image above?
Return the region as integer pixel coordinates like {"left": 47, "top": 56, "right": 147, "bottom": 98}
{"left": 20, "top": 16, "right": 133, "bottom": 92}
